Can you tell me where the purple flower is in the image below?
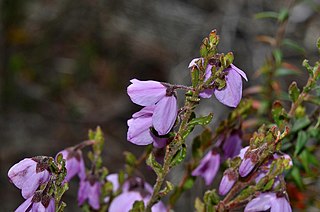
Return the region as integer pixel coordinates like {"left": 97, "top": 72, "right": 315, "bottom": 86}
{"left": 192, "top": 150, "right": 220, "bottom": 185}
{"left": 57, "top": 148, "right": 86, "bottom": 182}
{"left": 219, "top": 169, "right": 238, "bottom": 196}
{"left": 239, "top": 147, "right": 259, "bottom": 177}
{"left": 244, "top": 192, "right": 292, "bottom": 212}
{"left": 108, "top": 176, "right": 165, "bottom": 212}
{"left": 8, "top": 157, "right": 50, "bottom": 199}
{"left": 127, "top": 106, "right": 156, "bottom": 145}
{"left": 189, "top": 58, "right": 248, "bottom": 107}
{"left": 222, "top": 131, "right": 243, "bottom": 159}
{"left": 127, "top": 79, "right": 178, "bottom": 136}
{"left": 78, "top": 175, "right": 101, "bottom": 210}
{"left": 15, "top": 192, "right": 55, "bottom": 212}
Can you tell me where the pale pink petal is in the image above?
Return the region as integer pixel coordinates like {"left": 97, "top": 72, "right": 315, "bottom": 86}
{"left": 8, "top": 158, "right": 37, "bottom": 189}
{"left": 15, "top": 196, "right": 33, "bottom": 212}
{"left": 127, "top": 79, "right": 166, "bottom": 106}
{"left": 244, "top": 193, "right": 274, "bottom": 212}
{"left": 153, "top": 96, "right": 178, "bottom": 135}
{"left": 231, "top": 64, "right": 248, "bottom": 81}
{"left": 214, "top": 68, "right": 242, "bottom": 107}
{"left": 127, "top": 115, "right": 154, "bottom": 145}
{"left": 271, "top": 197, "right": 292, "bottom": 212}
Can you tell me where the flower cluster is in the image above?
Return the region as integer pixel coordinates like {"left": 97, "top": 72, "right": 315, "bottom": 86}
{"left": 188, "top": 58, "right": 248, "bottom": 107}
{"left": 127, "top": 79, "right": 178, "bottom": 146}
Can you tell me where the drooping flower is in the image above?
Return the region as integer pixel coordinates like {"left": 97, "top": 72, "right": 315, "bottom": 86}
{"left": 15, "top": 191, "right": 55, "bottom": 212}
{"left": 127, "top": 79, "right": 178, "bottom": 136}
{"left": 8, "top": 157, "right": 51, "bottom": 199}
{"left": 244, "top": 192, "right": 292, "bottom": 212}
{"left": 127, "top": 106, "right": 156, "bottom": 145}
{"left": 78, "top": 175, "right": 101, "bottom": 210}
{"left": 108, "top": 176, "right": 165, "bottom": 212}
{"left": 192, "top": 150, "right": 220, "bottom": 185}
{"left": 219, "top": 168, "right": 238, "bottom": 196}
{"left": 188, "top": 58, "right": 248, "bottom": 107}
{"left": 57, "top": 148, "right": 86, "bottom": 182}
{"left": 221, "top": 131, "right": 243, "bottom": 159}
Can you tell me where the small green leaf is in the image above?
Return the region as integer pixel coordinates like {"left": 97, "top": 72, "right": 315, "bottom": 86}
{"left": 146, "top": 153, "right": 162, "bottom": 176}
{"left": 191, "top": 67, "right": 200, "bottom": 87}
{"left": 288, "top": 81, "right": 300, "bottom": 102}
{"left": 278, "top": 8, "right": 289, "bottom": 22}
{"left": 203, "top": 190, "right": 219, "bottom": 206}
{"left": 130, "top": 200, "right": 145, "bottom": 212}
{"left": 282, "top": 39, "right": 305, "bottom": 54}
{"left": 254, "top": 11, "right": 279, "bottom": 20}
{"left": 290, "top": 166, "right": 304, "bottom": 189}
{"left": 159, "top": 181, "right": 174, "bottom": 197}
{"left": 183, "top": 177, "right": 195, "bottom": 190}
{"left": 170, "top": 144, "right": 187, "bottom": 167}
{"left": 275, "top": 68, "right": 300, "bottom": 77}
{"left": 271, "top": 101, "right": 288, "bottom": 127}
{"left": 273, "top": 49, "right": 282, "bottom": 66}
{"left": 263, "top": 179, "right": 275, "bottom": 191}
{"left": 292, "top": 117, "right": 311, "bottom": 132}
{"left": 317, "top": 37, "right": 320, "bottom": 50}
{"left": 124, "top": 151, "right": 137, "bottom": 166}
{"left": 294, "top": 131, "right": 308, "bottom": 156}
{"left": 188, "top": 113, "right": 214, "bottom": 127}
{"left": 225, "top": 52, "right": 234, "bottom": 67}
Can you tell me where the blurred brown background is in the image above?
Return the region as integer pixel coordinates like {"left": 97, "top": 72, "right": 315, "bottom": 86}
{"left": 1, "top": 0, "right": 319, "bottom": 211}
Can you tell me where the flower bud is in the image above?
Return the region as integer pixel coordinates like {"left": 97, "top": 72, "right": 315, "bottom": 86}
{"left": 219, "top": 169, "right": 238, "bottom": 195}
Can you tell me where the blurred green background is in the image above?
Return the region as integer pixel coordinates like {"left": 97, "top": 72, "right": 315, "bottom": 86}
{"left": 1, "top": 0, "right": 319, "bottom": 211}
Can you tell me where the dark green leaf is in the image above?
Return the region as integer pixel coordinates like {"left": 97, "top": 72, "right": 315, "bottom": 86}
{"left": 191, "top": 67, "right": 200, "bottom": 87}
{"left": 271, "top": 101, "right": 288, "bottom": 127}
{"left": 124, "top": 151, "right": 137, "bottom": 166}
{"left": 290, "top": 166, "right": 304, "bottom": 189}
{"left": 282, "top": 39, "right": 305, "bottom": 54}
{"left": 273, "top": 49, "right": 282, "bottom": 66}
{"left": 188, "top": 113, "right": 214, "bottom": 127}
{"left": 183, "top": 177, "right": 195, "bottom": 190}
{"left": 130, "top": 200, "right": 145, "bottom": 212}
{"left": 288, "top": 81, "right": 300, "bottom": 103}
{"left": 278, "top": 8, "right": 289, "bottom": 22}
{"left": 291, "top": 117, "right": 311, "bottom": 132}
{"left": 275, "top": 68, "right": 300, "bottom": 77}
{"left": 263, "top": 179, "right": 275, "bottom": 191}
{"left": 294, "top": 131, "right": 308, "bottom": 156}
{"left": 146, "top": 153, "right": 162, "bottom": 176}
{"left": 170, "top": 144, "right": 187, "bottom": 167}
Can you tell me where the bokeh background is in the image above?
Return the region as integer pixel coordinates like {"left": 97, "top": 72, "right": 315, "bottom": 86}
{"left": 1, "top": 0, "right": 319, "bottom": 211}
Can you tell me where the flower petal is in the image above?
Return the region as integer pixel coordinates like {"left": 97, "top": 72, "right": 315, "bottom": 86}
{"left": 231, "top": 64, "right": 248, "bottom": 81}
{"left": 88, "top": 182, "right": 101, "bottom": 210}
{"left": 78, "top": 181, "right": 89, "bottom": 205}
{"left": 153, "top": 96, "right": 178, "bottom": 135}
{"left": 127, "top": 115, "right": 154, "bottom": 145}
{"left": 199, "top": 89, "right": 214, "bottom": 98}
{"left": 244, "top": 193, "right": 275, "bottom": 212}
{"left": 8, "top": 158, "right": 37, "bottom": 189}
{"left": 15, "top": 196, "right": 33, "bottom": 212}
{"left": 214, "top": 68, "right": 243, "bottom": 107}
{"left": 21, "top": 171, "right": 50, "bottom": 199}
{"left": 271, "top": 196, "right": 292, "bottom": 212}
{"left": 127, "top": 79, "right": 166, "bottom": 106}
{"left": 223, "top": 133, "right": 242, "bottom": 159}
{"left": 219, "top": 175, "right": 235, "bottom": 196}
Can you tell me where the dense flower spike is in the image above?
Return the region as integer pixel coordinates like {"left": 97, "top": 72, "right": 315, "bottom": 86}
{"left": 57, "top": 148, "right": 86, "bottom": 181}
{"left": 188, "top": 58, "right": 248, "bottom": 107}
{"left": 8, "top": 157, "right": 51, "bottom": 199}
{"left": 108, "top": 176, "right": 165, "bottom": 212}
{"left": 244, "top": 192, "right": 292, "bottom": 212}
{"left": 192, "top": 150, "right": 220, "bottom": 185}
{"left": 15, "top": 192, "right": 55, "bottom": 212}
{"left": 78, "top": 175, "right": 101, "bottom": 210}
{"left": 127, "top": 79, "right": 178, "bottom": 136}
